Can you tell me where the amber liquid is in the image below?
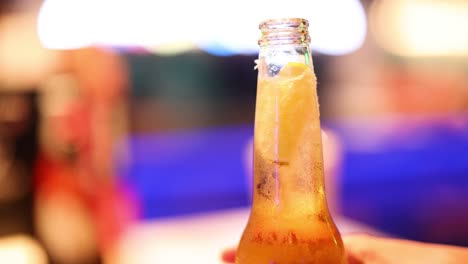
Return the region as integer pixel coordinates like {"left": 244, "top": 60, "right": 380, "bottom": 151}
{"left": 236, "top": 62, "right": 346, "bottom": 264}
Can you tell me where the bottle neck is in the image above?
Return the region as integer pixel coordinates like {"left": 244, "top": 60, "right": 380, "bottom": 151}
{"left": 257, "top": 18, "right": 313, "bottom": 78}
{"left": 253, "top": 44, "right": 326, "bottom": 217}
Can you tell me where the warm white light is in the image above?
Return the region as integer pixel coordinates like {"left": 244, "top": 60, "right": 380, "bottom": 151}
{"left": 37, "top": 0, "right": 367, "bottom": 56}
{"left": 0, "top": 14, "right": 57, "bottom": 88}
{"left": 194, "top": 0, "right": 368, "bottom": 56}
{"left": 307, "top": 0, "right": 367, "bottom": 55}
{"left": 37, "top": 0, "right": 94, "bottom": 49}
{"left": 38, "top": 0, "right": 201, "bottom": 52}
{"left": 0, "top": 235, "right": 47, "bottom": 264}
{"left": 370, "top": 0, "right": 468, "bottom": 57}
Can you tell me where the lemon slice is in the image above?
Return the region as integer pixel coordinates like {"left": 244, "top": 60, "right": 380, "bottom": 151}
{"left": 255, "top": 62, "right": 317, "bottom": 164}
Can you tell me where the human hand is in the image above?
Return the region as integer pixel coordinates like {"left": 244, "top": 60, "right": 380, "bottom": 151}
{"left": 221, "top": 234, "right": 468, "bottom": 264}
{"left": 343, "top": 234, "right": 468, "bottom": 264}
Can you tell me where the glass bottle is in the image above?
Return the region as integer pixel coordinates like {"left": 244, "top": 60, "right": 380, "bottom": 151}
{"left": 236, "top": 18, "right": 346, "bottom": 264}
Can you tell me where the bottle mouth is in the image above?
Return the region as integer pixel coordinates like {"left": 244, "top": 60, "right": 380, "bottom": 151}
{"left": 258, "top": 18, "right": 310, "bottom": 46}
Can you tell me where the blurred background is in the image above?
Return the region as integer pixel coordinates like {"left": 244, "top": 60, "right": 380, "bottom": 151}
{"left": 0, "top": 0, "right": 467, "bottom": 263}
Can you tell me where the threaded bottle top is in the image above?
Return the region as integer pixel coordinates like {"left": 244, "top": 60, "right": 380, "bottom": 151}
{"left": 258, "top": 18, "right": 310, "bottom": 46}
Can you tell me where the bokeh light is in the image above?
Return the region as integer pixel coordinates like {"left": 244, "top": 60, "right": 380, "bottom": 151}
{"left": 37, "top": 0, "right": 367, "bottom": 56}
{"left": 370, "top": 0, "right": 468, "bottom": 57}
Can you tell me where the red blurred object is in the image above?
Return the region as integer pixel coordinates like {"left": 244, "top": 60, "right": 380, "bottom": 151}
{"left": 34, "top": 153, "right": 139, "bottom": 253}
{"left": 94, "top": 183, "right": 139, "bottom": 249}
{"left": 33, "top": 47, "right": 137, "bottom": 262}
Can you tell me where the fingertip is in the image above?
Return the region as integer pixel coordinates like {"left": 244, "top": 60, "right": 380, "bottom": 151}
{"left": 347, "top": 254, "right": 365, "bottom": 264}
{"left": 221, "top": 248, "right": 236, "bottom": 263}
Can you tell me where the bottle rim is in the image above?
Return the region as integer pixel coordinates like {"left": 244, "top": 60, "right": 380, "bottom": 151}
{"left": 258, "top": 18, "right": 310, "bottom": 46}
